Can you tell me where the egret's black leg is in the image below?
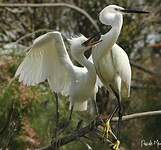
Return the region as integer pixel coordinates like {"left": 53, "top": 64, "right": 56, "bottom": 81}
{"left": 52, "top": 92, "right": 59, "bottom": 150}
{"left": 65, "top": 104, "right": 74, "bottom": 128}
{"left": 54, "top": 92, "right": 59, "bottom": 136}
{"left": 58, "top": 104, "right": 74, "bottom": 134}
{"left": 109, "top": 105, "right": 120, "bottom": 142}
{"left": 92, "top": 98, "right": 105, "bottom": 131}
{"left": 102, "top": 105, "right": 119, "bottom": 141}
{"left": 116, "top": 96, "right": 122, "bottom": 139}
{"left": 109, "top": 85, "right": 122, "bottom": 140}
{"left": 93, "top": 99, "right": 99, "bottom": 116}
{"left": 108, "top": 105, "right": 119, "bottom": 121}
{"left": 76, "top": 120, "right": 83, "bottom": 130}
{"left": 69, "top": 104, "right": 74, "bottom": 122}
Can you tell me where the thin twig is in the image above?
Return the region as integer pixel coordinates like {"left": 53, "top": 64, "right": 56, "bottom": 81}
{"left": 0, "top": 3, "right": 99, "bottom": 32}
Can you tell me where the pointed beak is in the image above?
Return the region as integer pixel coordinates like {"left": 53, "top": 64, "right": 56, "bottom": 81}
{"left": 120, "top": 8, "right": 149, "bottom": 14}
{"left": 82, "top": 39, "right": 102, "bottom": 48}
{"left": 82, "top": 32, "right": 102, "bottom": 48}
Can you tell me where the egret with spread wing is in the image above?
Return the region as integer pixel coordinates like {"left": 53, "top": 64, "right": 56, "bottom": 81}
{"left": 15, "top": 31, "right": 102, "bottom": 122}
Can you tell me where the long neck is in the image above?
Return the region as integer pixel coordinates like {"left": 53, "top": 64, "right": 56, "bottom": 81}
{"left": 75, "top": 53, "right": 96, "bottom": 75}
{"left": 93, "top": 14, "right": 123, "bottom": 60}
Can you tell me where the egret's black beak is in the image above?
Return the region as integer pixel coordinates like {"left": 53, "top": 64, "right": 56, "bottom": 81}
{"left": 119, "top": 8, "right": 149, "bottom": 14}
{"left": 82, "top": 32, "right": 102, "bottom": 48}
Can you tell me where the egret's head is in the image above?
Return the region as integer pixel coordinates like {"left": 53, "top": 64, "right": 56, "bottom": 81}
{"left": 99, "top": 5, "right": 124, "bottom": 26}
{"left": 69, "top": 35, "right": 88, "bottom": 53}
{"left": 99, "top": 5, "right": 149, "bottom": 25}
{"left": 68, "top": 34, "right": 100, "bottom": 57}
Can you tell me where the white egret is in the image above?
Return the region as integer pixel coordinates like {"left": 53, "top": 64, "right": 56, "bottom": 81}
{"left": 15, "top": 31, "right": 102, "bottom": 122}
{"left": 83, "top": 5, "right": 148, "bottom": 141}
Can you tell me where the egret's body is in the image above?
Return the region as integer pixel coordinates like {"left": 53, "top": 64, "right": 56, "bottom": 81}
{"left": 92, "top": 5, "right": 131, "bottom": 103}
{"left": 15, "top": 31, "right": 98, "bottom": 111}
{"left": 93, "top": 43, "right": 131, "bottom": 100}
{"left": 90, "top": 5, "right": 148, "bottom": 101}
{"left": 90, "top": 6, "right": 132, "bottom": 139}
{"left": 82, "top": 5, "right": 148, "bottom": 143}
{"left": 91, "top": 12, "right": 130, "bottom": 140}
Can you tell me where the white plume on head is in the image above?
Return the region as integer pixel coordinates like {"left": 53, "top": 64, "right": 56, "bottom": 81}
{"left": 67, "top": 34, "right": 88, "bottom": 60}
{"left": 67, "top": 34, "right": 87, "bottom": 46}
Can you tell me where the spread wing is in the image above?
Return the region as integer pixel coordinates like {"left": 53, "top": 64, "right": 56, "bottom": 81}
{"left": 15, "top": 31, "right": 74, "bottom": 96}
{"left": 112, "top": 44, "right": 131, "bottom": 97}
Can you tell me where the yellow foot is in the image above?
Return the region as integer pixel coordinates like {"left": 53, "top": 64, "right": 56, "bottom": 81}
{"left": 102, "top": 119, "right": 112, "bottom": 138}
{"left": 112, "top": 140, "right": 120, "bottom": 150}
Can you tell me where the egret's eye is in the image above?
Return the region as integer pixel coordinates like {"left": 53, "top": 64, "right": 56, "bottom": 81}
{"left": 115, "top": 8, "right": 121, "bottom": 11}
{"left": 115, "top": 8, "right": 123, "bottom": 12}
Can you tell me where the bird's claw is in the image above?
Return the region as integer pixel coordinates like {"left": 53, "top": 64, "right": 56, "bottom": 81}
{"left": 102, "top": 120, "right": 112, "bottom": 138}
{"left": 102, "top": 118, "right": 120, "bottom": 150}
{"left": 111, "top": 140, "right": 120, "bottom": 150}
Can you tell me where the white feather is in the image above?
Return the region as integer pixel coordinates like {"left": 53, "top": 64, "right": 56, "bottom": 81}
{"left": 112, "top": 44, "right": 131, "bottom": 97}
{"left": 15, "top": 31, "right": 74, "bottom": 95}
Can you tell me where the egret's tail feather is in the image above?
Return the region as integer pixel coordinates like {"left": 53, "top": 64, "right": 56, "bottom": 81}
{"left": 69, "top": 101, "right": 88, "bottom": 111}
{"left": 124, "top": 83, "right": 130, "bottom": 97}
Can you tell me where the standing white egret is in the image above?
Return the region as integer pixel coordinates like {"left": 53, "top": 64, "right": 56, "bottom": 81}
{"left": 15, "top": 31, "right": 101, "bottom": 122}
{"left": 83, "top": 5, "right": 148, "bottom": 140}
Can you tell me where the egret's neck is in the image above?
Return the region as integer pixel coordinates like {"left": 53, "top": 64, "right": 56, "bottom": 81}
{"left": 93, "top": 14, "right": 123, "bottom": 60}
{"left": 102, "top": 14, "right": 123, "bottom": 50}
{"left": 75, "top": 53, "right": 96, "bottom": 75}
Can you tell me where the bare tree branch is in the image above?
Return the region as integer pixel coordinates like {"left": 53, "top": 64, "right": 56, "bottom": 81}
{"left": 39, "top": 110, "right": 161, "bottom": 150}
{"left": 39, "top": 122, "right": 95, "bottom": 150}
{"left": 112, "top": 110, "right": 161, "bottom": 121}
{"left": 0, "top": 3, "right": 100, "bottom": 32}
